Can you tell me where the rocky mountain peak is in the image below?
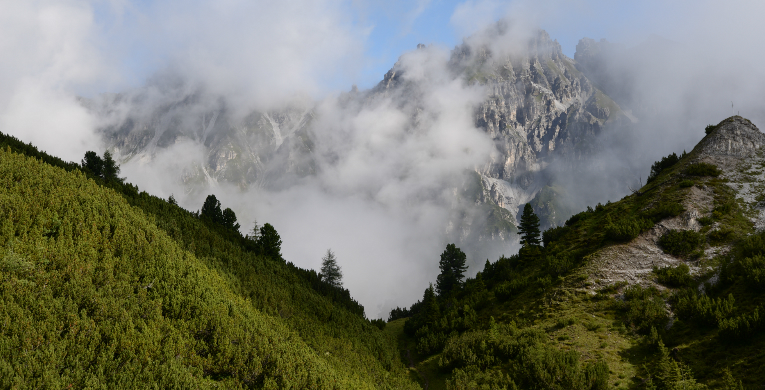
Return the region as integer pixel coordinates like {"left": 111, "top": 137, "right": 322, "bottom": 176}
{"left": 698, "top": 116, "right": 765, "bottom": 158}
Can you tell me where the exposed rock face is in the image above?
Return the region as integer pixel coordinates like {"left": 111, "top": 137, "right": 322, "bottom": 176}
{"left": 697, "top": 116, "right": 765, "bottom": 158}
{"left": 697, "top": 116, "right": 765, "bottom": 231}
{"left": 375, "top": 29, "right": 629, "bottom": 226}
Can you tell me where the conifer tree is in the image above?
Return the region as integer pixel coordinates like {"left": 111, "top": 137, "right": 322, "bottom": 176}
{"left": 222, "top": 207, "right": 240, "bottom": 231}
{"left": 200, "top": 194, "right": 223, "bottom": 224}
{"left": 102, "top": 150, "right": 122, "bottom": 182}
{"left": 247, "top": 220, "right": 260, "bottom": 241}
{"left": 320, "top": 249, "right": 343, "bottom": 288}
{"left": 436, "top": 244, "right": 468, "bottom": 297}
{"left": 518, "top": 203, "right": 541, "bottom": 246}
{"left": 723, "top": 367, "right": 744, "bottom": 390}
{"left": 82, "top": 151, "right": 104, "bottom": 177}
{"left": 258, "top": 223, "right": 282, "bottom": 259}
{"left": 421, "top": 284, "right": 441, "bottom": 325}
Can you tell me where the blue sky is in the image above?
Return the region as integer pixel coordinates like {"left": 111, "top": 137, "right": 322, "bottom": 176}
{"left": 87, "top": 0, "right": 677, "bottom": 94}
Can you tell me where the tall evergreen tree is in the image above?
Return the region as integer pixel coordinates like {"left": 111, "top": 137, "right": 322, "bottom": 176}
{"left": 320, "top": 249, "right": 343, "bottom": 288}
{"left": 421, "top": 284, "right": 440, "bottom": 325}
{"left": 436, "top": 244, "right": 468, "bottom": 297}
{"left": 518, "top": 203, "right": 541, "bottom": 246}
{"left": 200, "top": 195, "right": 223, "bottom": 224}
{"left": 221, "top": 207, "right": 240, "bottom": 231}
{"left": 102, "top": 150, "right": 122, "bottom": 182}
{"left": 258, "top": 223, "right": 282, "bottom": 259}
{"left": 81, "top": 151, "right": 104, "bottom": 177}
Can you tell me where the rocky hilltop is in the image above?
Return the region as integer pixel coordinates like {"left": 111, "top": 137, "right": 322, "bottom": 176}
{"left": 587, "top": 116, "right": 765, "bottom": 290}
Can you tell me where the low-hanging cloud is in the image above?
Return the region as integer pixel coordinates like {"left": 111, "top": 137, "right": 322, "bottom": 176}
{"left": 112, "top": 43, "right": 500, "bottom": 318}
{"left": 0, "top": 0, "right": 112, "bottom": 161}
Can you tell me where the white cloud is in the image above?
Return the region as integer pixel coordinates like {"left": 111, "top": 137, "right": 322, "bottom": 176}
{"left": 0, "top": 0, "right": 111, "bottom": 161}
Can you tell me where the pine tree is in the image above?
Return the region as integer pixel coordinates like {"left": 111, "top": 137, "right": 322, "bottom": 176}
{"left": 436, "top": 244, "right": 468, "bottom": 297}
{"left": 222, "top": 207, "right": 240, "bottom": 231}
{"left": 258, "top": 223, "right": 282, "bottom": 259}
{"left": 81, "top": 151, "right": 104, "bottom": 177}
{"left": 320, "top": 249, "right": 343, "bottom": 288}
{"left": 518, "top": 203, "right": 541, "bottom": 246}
{"left": 722, "top": 367, "right": 744, "bottom": 390}
{"left": 421, "top": 284, "right": 440, "bottom": 325}
{"left": 102, "top": 150, "right": 122, "bottom": 182}
{"left": 246, "top": 220, "right": 260, "bottom": 241}
{"left": 200, "top": 195, "right": 223, "bottom": 224}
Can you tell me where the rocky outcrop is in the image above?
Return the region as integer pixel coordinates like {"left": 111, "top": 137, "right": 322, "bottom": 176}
{"left": 586, "top": 116, "right": 765, "bottom": 291}
{"left": 697, "top": 116, "right": 765, "bottom": 158}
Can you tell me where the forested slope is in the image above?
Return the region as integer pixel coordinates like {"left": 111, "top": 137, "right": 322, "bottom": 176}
{"left": 0, "top": 139, "right": 419, "bottom": 389}
{"left": 391, "top": 116, "right": 763, "bottom": 389}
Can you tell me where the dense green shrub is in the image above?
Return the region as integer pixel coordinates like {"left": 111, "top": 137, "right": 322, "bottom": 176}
{"left": 653, "top": 340, "right": 707, "bottom": 389}
{"left": 737, "top": 255, "right": 765, "bottom": 287}
{"left": 645, "top": 202, "right": 685, "bottom": 222}
{"left": 494, "top": 277, "right": 529, "bottom": 302}
{"left": 686, "top": 163, "right": 722, "bottom": 177}
{"left": 565, "top": 211, "right": 589, "bottom": 226}
{"left": 679, "top": 179, "right": 695, "bottom": 188}
{"left": 718, "top": 306, "right": 764, "bottom": 342}
{"left": 674, "top": 289, "right": 735, "bottom": 326}
{"left": 543, "top": 225, "right": 570, "bottom": 246}
{"left": 713, "top": 199, "right": 737, "bottom": 218}
{"left": 604, "top": 215, "right": 653, "bottom": 242}
{"left": 447, "top": 366, "right": 518, "bottom": 390}
{"left": 705, "top": 124, "right": 717, "bottom": 135}
{"left": 621, "top": 285, "right": 669, "bottom": 334}
{"left": 654, "top": 264, "right": 694, "bottom": 287}
{"left": 658, "top": 229, "right": 705, "bottom": 258}
{"left": 370, "top": 318, "right": 386, "bottom": 330}
{"left": 440, "top": 325, "right": 609, "bottom": 389}
{"left": 388, "top": 306, "right": 412, "bottom": 321}
{"left": 546, "top": 254, "right": 574, "bottom": 277}
{"left": 647, "top": 153, "right": 680, "bottom": 183}
{"left": 736, "top": 231, "right": 765, "bottom": 258}
{"left": 708, "top": 228, "right": 735, "bottom": 245}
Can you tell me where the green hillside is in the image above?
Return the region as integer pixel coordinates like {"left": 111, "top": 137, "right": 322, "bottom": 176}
{"left": 0, "top": 137, "right": 418, "bottom": 388}
{"left": 3, "top": 116, "right": 765, "bottom": 389}
{"left": 391, "top": 116, "right": 762, "bottom": 389}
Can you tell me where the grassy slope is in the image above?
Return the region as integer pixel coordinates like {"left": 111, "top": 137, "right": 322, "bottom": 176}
{"left": 396, "top": 117, "right": 763, "bottom": 389}
{"left": 0, "top": 145, "right": 418, "bottom": 388}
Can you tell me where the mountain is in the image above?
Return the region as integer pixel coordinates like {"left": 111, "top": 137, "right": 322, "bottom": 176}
{"left": 5, "top": 95, "right": 765, "bottom": 388}
{"left": 0, "top": 132, "right": 418, "bottom": 388}
{"left": 83, "top": 27, "right": 633, "bottom": 254}
{"left": 390, "top": 116, "right": 765, "bottom": 388}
